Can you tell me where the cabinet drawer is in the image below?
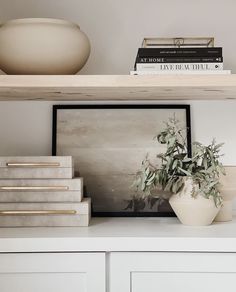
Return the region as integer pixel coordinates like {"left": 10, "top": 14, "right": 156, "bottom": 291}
{"left": 0, "top": 252, "right": 105, "bottom": 292}
{"left": 110, "top": 252, "right": 236, "bottom": 292}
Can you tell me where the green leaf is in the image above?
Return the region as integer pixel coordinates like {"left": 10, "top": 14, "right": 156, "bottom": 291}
{"left": 174, "top": 153, "right": 186, "bottom": 160}
{"left": 172, "top": 159, "right": 178, "bottom": 169}
{"left": 214, "top": 142, "right": 224, "bottom": 150}
{"left": 182, "top": 158, "right": 192, "bottom": 163}
{"left": 178, "top": 167, "right": 192, "bottom": 176}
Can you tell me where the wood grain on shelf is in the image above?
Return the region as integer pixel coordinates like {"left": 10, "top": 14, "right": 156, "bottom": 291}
{"left": 0, "top": 74, "right": 235, "bottom": 101}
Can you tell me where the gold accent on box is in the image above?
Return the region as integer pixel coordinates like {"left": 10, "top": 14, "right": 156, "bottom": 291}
{"left": 0, "top": 186, "right": 69, "bottom": 191}
{"left": 6, "top": 162, "right": 61, "bottom": 167}
{"left": 0, "top": 210, "right": 77, "bottom": 215}
{"left": 142, "top": 37, "right": 215, "bottom": 48}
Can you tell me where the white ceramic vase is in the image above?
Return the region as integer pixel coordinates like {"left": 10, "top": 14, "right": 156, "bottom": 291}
{"left": 169, "top": 178, "right": 220, "bottom": 226}
{"left": 0, "top": 18, "right": 91, "bottom": 74}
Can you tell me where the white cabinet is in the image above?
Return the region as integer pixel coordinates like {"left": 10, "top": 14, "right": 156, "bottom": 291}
{"left": 110, "top": 252, "right": 236, "bottom": 292}
{"left": 0, "top": 253, "right": 106, "bottom": 292}
{"left": 1, "top": 218, "right": 236, "bottom": 292}
{"left": 2, "top": 251, "right": 236, "bottom": 292}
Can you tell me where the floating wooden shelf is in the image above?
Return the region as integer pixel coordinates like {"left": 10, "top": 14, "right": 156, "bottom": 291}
{"left": 0, "top": 74, "right": 236, "bottom": 101}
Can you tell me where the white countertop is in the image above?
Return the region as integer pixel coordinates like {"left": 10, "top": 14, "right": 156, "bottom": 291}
{"left": 0, "top": 217, "right": 236, "bottom": 253}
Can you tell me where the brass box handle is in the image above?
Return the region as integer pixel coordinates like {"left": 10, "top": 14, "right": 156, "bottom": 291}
{"left": 0, "top": 186, "right": 69, "bottom": 191}
{"left": 0, "top": 210, "right": 77, "bottom": 216}
{"left": 6, "top": 162, "right": 60, "bottom": 168}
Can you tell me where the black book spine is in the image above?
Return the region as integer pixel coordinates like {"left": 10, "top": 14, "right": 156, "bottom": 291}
{"left": 135, "top": 56, "right": 223, "bottom": 63}
{"left": 138, "top": 47, "right": 222, "bottom": 57}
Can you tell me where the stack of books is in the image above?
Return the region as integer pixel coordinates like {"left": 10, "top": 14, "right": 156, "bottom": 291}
{"left": 131, "top": 37, "right": 231, "bottom": 75}
{"left": 0, "top": 156, "right": 90, "bottom": 227}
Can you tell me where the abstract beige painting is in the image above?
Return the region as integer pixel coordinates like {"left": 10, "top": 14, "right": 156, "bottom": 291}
{"left": 53, "top": 105, "right": 191, "bottom": 216}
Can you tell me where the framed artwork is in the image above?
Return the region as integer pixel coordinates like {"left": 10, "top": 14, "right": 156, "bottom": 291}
{"left": 52, "top": 105, "right": 191, "bottom": 217}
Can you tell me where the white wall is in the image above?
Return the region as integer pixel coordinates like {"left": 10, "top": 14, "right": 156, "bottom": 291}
{"left": 0, "top": 0, "right": 235, "bottom": 166}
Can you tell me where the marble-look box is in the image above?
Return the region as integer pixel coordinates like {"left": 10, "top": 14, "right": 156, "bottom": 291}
{"left": 0, "top": 198, "right": 91, "bottom": 227}
{"left": 0, "top": 156, "right": 74, "bottom": 179}
{"left": 0, "top": 178, "right": 83, "bottom": 202}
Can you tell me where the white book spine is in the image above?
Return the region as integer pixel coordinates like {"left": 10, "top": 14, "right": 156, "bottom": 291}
{"left": 136, "top": 63, "right": 223, "bottom": 71}
{"left": 130, "top": 70, "right": 231, "bottom": 75}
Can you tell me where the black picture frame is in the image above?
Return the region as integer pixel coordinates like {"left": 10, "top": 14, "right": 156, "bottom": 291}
{"left": 52, "top": 104, "right": 191, "bottom": 217}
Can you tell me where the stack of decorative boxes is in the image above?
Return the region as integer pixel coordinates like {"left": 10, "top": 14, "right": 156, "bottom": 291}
{"left": 0, "top": 156, "right": 90, "bottom": 227}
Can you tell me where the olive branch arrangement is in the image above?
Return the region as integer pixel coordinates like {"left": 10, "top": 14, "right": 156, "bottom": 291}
{"left": 125, "top": 116, "right": 225, "bottom": 212}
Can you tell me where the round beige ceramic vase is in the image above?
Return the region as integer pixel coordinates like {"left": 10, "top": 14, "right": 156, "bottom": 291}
{"left": 169, "top": 178, "right": 220, "bottom": 226}
{"left": 0, "top": 18, "right": 91, "bottom": 74}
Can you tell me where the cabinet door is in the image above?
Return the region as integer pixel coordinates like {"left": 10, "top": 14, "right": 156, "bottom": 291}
{"left": 110, "top": 252, "right": 236, "bottom": 292}
{"left": 0, "top": 252, "right": 105, "bottom": 292}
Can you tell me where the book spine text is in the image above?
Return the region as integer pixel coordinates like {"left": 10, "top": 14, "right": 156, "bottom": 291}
{"left": 136, "top": 63, "right": 223, "bottom": 71}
